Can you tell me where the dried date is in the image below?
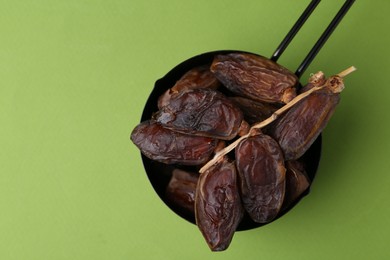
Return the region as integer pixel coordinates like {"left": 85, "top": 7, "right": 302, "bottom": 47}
{"left": 166, "top": 168, "right": 199, "bottom": 215}
{"left": 282, "top": 160, "right": 310, "bottom": 210}
{"left": 158, "top": 65, "right": 220, "bottom": 108}
{"left": 230, "top": 96, "right": 280, "bottom": 124}
{"left": 269, "top": 87, "right": 340, "bottom": 161}
{"left": 131, "top": 120, "right": 217, "bottom": 165}
{"left": 211, "top": 53, "right": 298, "bottom": 104}
{"left": 235, "top": 134, "right": 286, "bottom": 223}
{"left": 195, "top": 157, "right": 243, "bottom": 251}
{"left": 154, "top": 89, "right": 245, "bottom": 140}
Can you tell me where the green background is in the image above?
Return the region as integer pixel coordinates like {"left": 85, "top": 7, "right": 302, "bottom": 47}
{"left": 1, "top": 0, "right": 389, "bottom": 259}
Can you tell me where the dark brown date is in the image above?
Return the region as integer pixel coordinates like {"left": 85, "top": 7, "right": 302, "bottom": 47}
{"left": 235, "top": 134, "right": 286, "bottom": 223}
{"left": 230, "top": 96, "right": 280, "bottom": 124}
{"left": 131, "top": 120, "right": 217, "bottom": 165}
{"left": 195, "top": 157, "right": 243, "bottom": 251}
{"left": 154, "top": 89, "right": 244, "bottom": 140}
{"left": 211, "top": 53, "right": 298, "bottom": 104}
{"left": 166, "top": 169, "right": 199, "bottom": 215}
{"left": 282, "top": 160, "right": 310, "bottom": 210}
{"left": 269, "top": 88, "right": 340, "bottom": 161}
{"left": 158, "top": 65, "right": 220, "bottom": 108}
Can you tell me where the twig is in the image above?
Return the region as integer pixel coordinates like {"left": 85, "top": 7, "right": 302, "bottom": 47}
{"left": 199, "top": 67, "right": 355, "bottom": 173}
{"left": 337, "top": 66, "right": 356, "bottom": 78}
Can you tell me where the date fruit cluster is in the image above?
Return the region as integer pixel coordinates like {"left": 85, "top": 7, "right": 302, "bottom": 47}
{"left": 131, "top": 52, "right": 343, "bottom": 251}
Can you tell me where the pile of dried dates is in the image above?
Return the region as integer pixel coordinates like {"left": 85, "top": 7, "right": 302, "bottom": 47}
{"left": 131, "top": 52, "right": 352, "bottom": 251}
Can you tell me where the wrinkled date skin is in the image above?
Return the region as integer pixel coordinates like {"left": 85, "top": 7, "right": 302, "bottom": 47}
{"left": 230, "top": 96, "right": 280, "bottom": 124}
{"left": 269, "top": 89, "right": 340, "bottom": 161}
{"left": 235, "top": 134, "right": 286, "bottom": 223}
{"left": 131, "top": 120, "right": 217, "bottom": 165}
{"left": 158, "top": 65, "right": 221, "bottom": 109}
{"left": 166, "top": 169, "right": 199, "bottom": 215}
{"left": 154, "top": 89, "right": 244, "bottom": 140}
{"left": 195, "top": 157, "right": 243, "bottom": 251}
{"left": 282, "top": 160, "right": 310, "bottom": 210}
{"left": 211, "top": 53, "right": 298, "bottom": 104}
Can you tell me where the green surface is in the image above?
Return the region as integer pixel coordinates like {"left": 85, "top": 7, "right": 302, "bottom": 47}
{"left": 1, "top": 0, "right": 389, "bottom": 259}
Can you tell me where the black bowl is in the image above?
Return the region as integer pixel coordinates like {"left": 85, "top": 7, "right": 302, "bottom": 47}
{"left": 140, "top": 50, "right": 322, "bottom": 231}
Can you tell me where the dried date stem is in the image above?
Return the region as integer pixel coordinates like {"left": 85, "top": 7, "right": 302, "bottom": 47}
{"left": 199, "top": 66, "right": 356, "bottom": 173}
{"left": 337, "top": 66, "right": 357, "bottom": 78}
